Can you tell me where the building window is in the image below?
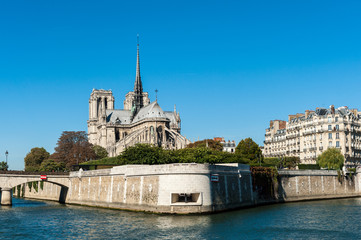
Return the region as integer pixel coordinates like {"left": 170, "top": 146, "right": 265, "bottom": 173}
{"left": 336, "top": 133, "right": 339, "bottom": 139}
{"left": 335, "top": 117, "right": 338, "bottom": 122}
{"left": 328, "top": 133, "right": 332, "bottom": 139}
{"left": 336, "top": 125, "right": 339, "bottom": 130}
{"left": 328, "top": 125, "right": 332, "bottom": 131}
{"left": 336, "top": 141, "right": 340, "bottom": 148}
{"left": 329, "top": 141, "right": 332, "bottom": 147}
{"left": 328, "top": 117, "right": 332, "bottom": 123}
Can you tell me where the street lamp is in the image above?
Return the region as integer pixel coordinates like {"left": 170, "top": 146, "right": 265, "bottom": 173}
{"left": 5, "top": 150, "right": 8, "bottom": 164}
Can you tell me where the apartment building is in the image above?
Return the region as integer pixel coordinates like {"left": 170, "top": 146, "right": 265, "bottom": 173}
{"left": 263, "top": 105, "right": 361, "bottom": 166}
{"left": 214, "top": 137, "right": 237, "bottom": 153}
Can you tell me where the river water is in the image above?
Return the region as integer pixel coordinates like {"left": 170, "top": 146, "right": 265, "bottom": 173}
{"left": 1, "top": 197, "right": 361, "bottom": 239}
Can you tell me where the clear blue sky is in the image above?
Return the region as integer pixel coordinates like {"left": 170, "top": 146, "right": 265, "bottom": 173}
{"left": 1, "top": 0, "right": 361, "bottom": 170}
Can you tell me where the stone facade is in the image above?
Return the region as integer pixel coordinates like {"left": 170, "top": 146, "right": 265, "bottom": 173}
{"left": 87, "top": 43, "right": 189, "bottom": 156}
{"left": 263, "top": 105, "right": 361, "bottom": 166}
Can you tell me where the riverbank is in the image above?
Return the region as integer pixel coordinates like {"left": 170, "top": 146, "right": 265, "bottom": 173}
{"left": 10, "top": 163, "right": 361, "bottom": 214}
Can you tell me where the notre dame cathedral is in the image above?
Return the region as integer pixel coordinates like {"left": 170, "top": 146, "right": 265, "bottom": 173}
{"left": 87, "top": 43, "right": 189, "bottom": 157}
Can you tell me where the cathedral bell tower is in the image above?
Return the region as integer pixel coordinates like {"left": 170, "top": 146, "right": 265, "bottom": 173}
{"left": 88, "top": 89, "right": 114, "bottom": 145}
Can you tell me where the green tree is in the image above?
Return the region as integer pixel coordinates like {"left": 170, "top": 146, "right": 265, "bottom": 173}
{"left": 93, "top": 145, "right": 108, "bottom": 159}
{"left": 317, "top": 148, "right": 344, "bottom": 170}
{"left": 24, "top": 147, "right": 50, "bottom": 172}
{"left": 120, "top": 144, "right": 165, "bottom": 165}
{"left": 40, "top": 159, "right": 65, "bottom": 172}
{"left": 187, "top": 139, "right": 223, "bottom": 151}
{"left": 0, "top": 161, "right": 8, "bottom": 171}
{"left": 235, "top": 138, "right": 263, "bottom": 163}
{"left": 51, "top": 131, "right": 96, "bottom": 170}
{"left": 279, "top": 157, "right": 300, "bottom": 169}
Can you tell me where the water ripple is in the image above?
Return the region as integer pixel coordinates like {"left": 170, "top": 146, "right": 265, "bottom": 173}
{"left": 2, "top": 198, "right": 361, "bottom": 239}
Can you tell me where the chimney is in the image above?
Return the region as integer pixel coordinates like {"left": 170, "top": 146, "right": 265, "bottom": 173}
{"left": 279, "top": 121, "right": 286, "bottom": 129}
{"left": 270, "top": 120, "right": 274, "bottom": 128}
{"left": 305, "top": 110, "right": 310, "bottom": 118}
{"left": 330, "top": 105, "right": 335, "bottom": 114}
{"left": 288, "top": 115, "right": 295, "bottom": 122}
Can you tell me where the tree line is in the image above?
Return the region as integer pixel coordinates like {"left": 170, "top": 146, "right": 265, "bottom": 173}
{"left": 24, "top": 131, "right": 107, "bottom": 172}
{"left": 24, "top": 131, "right": 345, "bottom": 171}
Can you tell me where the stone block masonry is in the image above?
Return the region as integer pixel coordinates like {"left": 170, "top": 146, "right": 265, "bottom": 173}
{"left": 12, "top": 164, "right": 361, "bottom": 214}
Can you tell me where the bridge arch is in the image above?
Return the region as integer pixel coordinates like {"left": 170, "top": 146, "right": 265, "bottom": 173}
{"left": 0, "top": 174, "right": 70, "bottom": 206}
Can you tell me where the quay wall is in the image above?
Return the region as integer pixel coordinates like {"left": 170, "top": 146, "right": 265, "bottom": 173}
{"left": 12, "top": 164, "right": 361, "bottom": 213}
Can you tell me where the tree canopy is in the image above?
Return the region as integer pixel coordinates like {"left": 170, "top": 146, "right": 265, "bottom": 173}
{"left": 0, "top": 161, "right": 8, "bottom": 171}
{"left": 51, "top": 131, "right": 96, "bottom": 170}
{"left": 187, "top": 139, "right": 223, "bottom": 152}
{"left": 24, "top": 147, "right": 50, "bottom": 172}
{"left": 317, "top": 148, "right": 344, "bottom": 170}
{"left": 235, "top": 138, "right": 263, "bottom": 163}
{"left": 93, "top": 145, "right": 108, "bottom": 159}
{"left": 40, "top": 159, "right": 65, "bottom": 172}
{"left": 82, "top": 143, "right": 249, "bottom": 166}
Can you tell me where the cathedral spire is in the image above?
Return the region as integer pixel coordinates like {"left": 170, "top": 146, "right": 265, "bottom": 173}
{"left": 132, "top": 34, "right": 144, "bottom": 116}
{"left": 134, "top": 35, "right": 143, "bottom": 95}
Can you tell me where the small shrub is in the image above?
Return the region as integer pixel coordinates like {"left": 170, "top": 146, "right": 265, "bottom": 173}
{"left": 298, "top": 164, "right": 320, "bottom": 170}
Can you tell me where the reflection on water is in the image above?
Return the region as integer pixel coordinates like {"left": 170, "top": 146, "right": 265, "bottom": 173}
{"left": 1, "top": 197, "right": 361, "bottom": 239}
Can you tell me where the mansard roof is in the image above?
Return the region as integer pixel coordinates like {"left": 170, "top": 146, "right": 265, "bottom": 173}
{"left": 289, "top": 106, "right": 360, "bottom": 124}
{"left": 315, "top": 106, "right": 356, "bottom": 117}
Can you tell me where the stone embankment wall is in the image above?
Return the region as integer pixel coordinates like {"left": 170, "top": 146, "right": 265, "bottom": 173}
{"left": 277, "top": 170, "right": 359, "bottom": 201}
{"left": 13, "top": 164, "right": 361, "bottom": 214}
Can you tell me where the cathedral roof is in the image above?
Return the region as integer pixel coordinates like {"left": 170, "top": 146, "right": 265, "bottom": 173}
{"left": 106, "top": 110, "right": 132, "bottom": 124}
{"left": 106, "top": 101, "right": 178, "bottom": 126}
{"left": 164, "top": 111, "right": 176, "bottom": 122}
{"left": 132, "top": 101, "right": 167, "bottom": 123}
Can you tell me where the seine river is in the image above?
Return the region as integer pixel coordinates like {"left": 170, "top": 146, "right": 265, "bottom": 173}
{"left": 1, "top": 197, "right": 361, "bottom": 239}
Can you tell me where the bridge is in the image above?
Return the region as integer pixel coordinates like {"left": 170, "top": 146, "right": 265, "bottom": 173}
{"left": 0, "top": 171, "right": 70, "bottom": 206}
